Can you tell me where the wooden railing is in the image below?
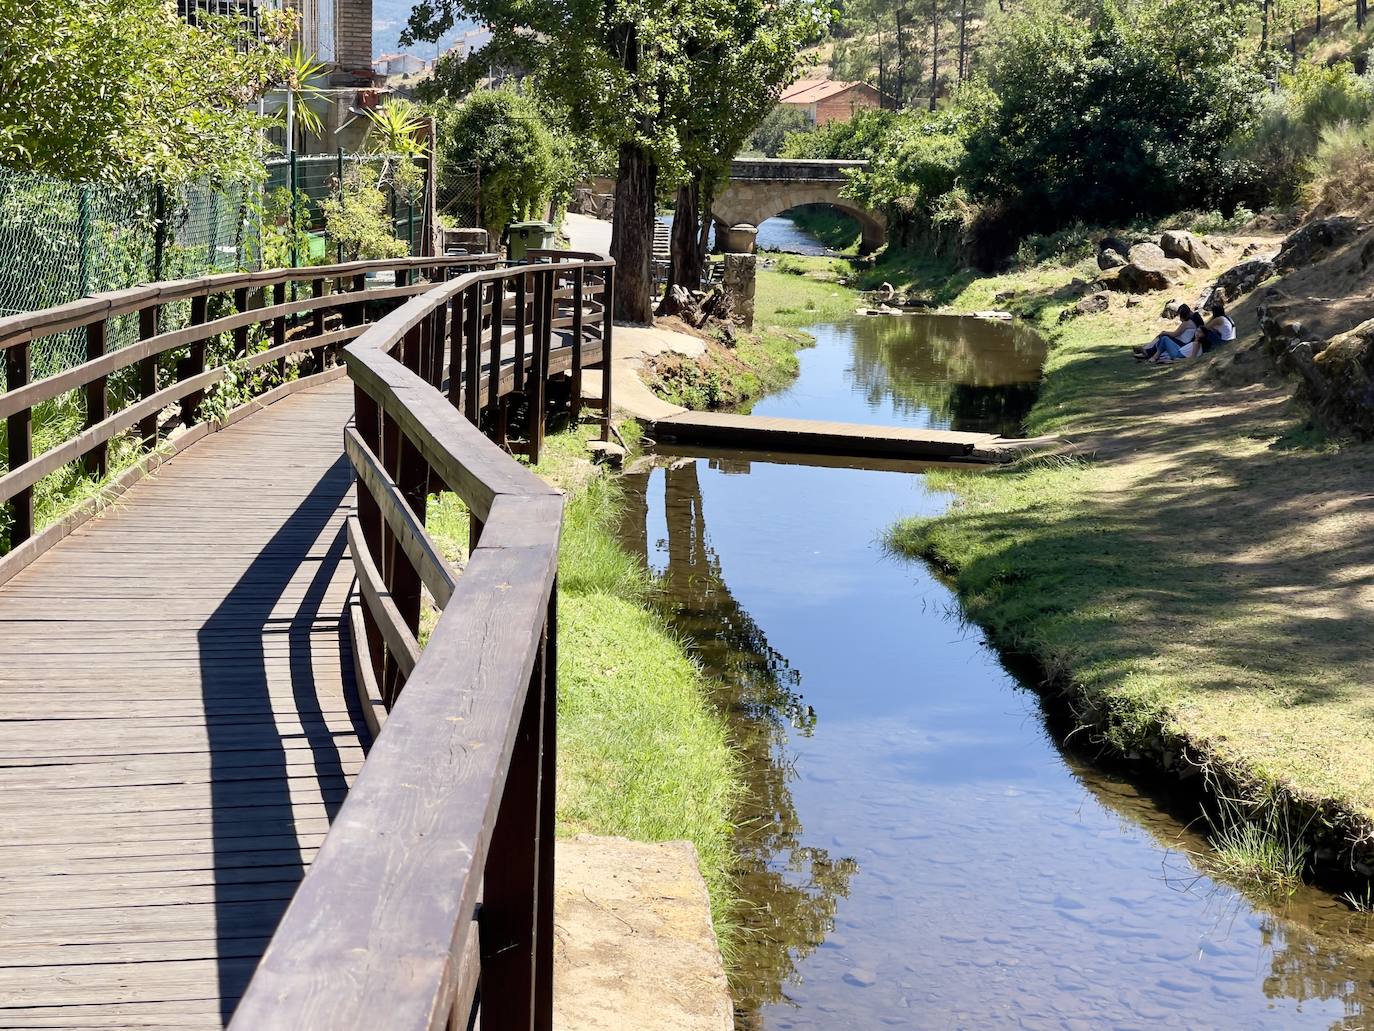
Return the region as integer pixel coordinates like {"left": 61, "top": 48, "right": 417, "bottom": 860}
{"left": 0, "top": 254, "right": 501, "bottom": 575}
{"left": 228, "top": 256, "right": 616, "bottom": 1029}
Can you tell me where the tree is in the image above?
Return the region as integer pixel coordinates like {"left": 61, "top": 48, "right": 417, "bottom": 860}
{"left": 0, "top": 0, "right": 296, "bottom": 184}
{"left": 408, "top": 1, "right": 687, "bottom": 322}
{"left": 746, "top": 106, "right": 814, "bottom": 157}
{"left": 409, "top": 0, "right": 822, "bottom": 322}
{"left": 434, "top": 90, "right": 556, "bottom": 244}
{"left": 662, "top": 0, "right": 827, "bottom": 301}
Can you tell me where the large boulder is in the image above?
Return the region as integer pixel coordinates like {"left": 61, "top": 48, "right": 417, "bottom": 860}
{"left": 1262, "top": 301, "right": 1374, "bottom": 437}
{"left": 1097, "top": 248, "right": 1128, "bottom": 271}
{"left": 1274, "top": 216, "right": 1369, "bottom": 271}
{"left": 1114, "top": 243, "right": 1189, "bottom": 293}
{"left": 1058, "top": 291, "right": 1110, "bottom": 323}
{"left": 1160, "top": 230, "right": 1214, "bottom": 269}
{"left": 1212, "top": 258, "right": 1275, "bottom": 302}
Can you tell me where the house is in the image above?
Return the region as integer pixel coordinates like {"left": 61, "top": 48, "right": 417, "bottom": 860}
{"left": 779, "top": 79, "right": 883, "bottom": 126}
{"left": 373, "top": 52, "right": 430, "bottom": 77}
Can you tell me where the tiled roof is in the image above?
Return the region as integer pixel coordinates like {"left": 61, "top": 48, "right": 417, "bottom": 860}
{"left": 779, "top": 79, "right": 873, "bottom": 104}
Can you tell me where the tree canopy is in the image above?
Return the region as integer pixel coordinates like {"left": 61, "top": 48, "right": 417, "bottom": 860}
{"left": 0, "top": 0, "right": 298, "bottom": 184}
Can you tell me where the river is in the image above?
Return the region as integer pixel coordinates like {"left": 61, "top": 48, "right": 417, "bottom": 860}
{"left": 618, "top": 311, "right": 1374, "bottom": 1028}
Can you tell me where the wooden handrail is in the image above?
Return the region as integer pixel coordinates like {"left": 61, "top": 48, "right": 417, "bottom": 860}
{"left": 229, "top": 255, "right": 615, "bottom": 1030}
{"left": 0, "top": 255, "right": 501, "bottom": 559}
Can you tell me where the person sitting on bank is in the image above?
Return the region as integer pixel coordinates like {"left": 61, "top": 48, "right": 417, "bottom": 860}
{"left": 1134, "top": 305, "right": 1198, "bottom": 361}
{"left": 1200, "top": 302, "right": 1237, "bottom": 350}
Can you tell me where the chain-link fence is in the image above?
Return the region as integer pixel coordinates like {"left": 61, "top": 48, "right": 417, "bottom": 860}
{"left": 0, "top": 152, "right": 437, "bottom": 388}
{"left": 436, "top": 161, "right": 482, "bottom": 231}
{"left": 0, "top": 167, "right": 262, "bottom": 386}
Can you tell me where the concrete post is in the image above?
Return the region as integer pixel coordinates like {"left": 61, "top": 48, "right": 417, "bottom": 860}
{"left": 722, "top": 253, "right": 757, "bottom": 329}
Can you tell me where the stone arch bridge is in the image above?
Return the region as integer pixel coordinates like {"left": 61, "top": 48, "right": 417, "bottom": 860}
{"left": 713, "top": 158, "right": 886, "bottom": 253}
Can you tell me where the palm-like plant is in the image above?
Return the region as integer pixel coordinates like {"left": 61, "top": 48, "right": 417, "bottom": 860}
{"left": 279, "top": 45, "right": 326, "bottom": 149}
{"left": 363, "top": 99, "right": 426, "bottom": 157}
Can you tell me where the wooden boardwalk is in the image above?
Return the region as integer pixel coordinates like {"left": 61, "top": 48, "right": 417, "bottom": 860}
{"left": 0, "top": 380, "right": 364, "bottom": 1028}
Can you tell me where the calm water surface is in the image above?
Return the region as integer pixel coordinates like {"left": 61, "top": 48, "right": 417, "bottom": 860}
{"left": 657, "top": 213, "right": 838, "bottom": 256}
{"left": 620, "top": 314, "right": 1374, "bottom": 1029}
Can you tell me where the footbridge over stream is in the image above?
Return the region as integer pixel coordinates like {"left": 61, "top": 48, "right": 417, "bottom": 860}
{"left": 714, "top": 159, "right": 887, "bottom": 253}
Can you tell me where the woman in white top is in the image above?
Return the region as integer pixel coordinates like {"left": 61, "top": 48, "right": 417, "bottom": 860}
{"left": 1200, "top": 303, "right": 1237, "bottom": 351}
{"left": 1135, "top": 305, "right": 1199, "bottom": 362}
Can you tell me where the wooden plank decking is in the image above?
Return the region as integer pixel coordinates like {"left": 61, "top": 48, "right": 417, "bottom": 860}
{"left": 0, "top": 380, "right": 364, "bottom": 1028}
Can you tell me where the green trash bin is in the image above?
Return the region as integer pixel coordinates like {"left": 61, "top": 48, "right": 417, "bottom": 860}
{"left": 505, "top": 220, "right": 557, "bottom": 261}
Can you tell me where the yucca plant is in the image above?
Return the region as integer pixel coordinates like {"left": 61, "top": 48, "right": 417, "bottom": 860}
{"left": 363, "top": 99, "right": 426, "bottom": 158}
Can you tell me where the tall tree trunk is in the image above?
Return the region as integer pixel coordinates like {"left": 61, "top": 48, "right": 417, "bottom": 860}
{"left": 1316, "top": 0, "right": 1322, "bottom": 33}
{"left": 929, "top": 0, "right": 939, "bottom": 112}
{"left": 662, "top": 179, "right": 704, "bottom": 307}
{"left": 1261, "top": 0, "right": 1270, "bottom": 48}
{"left": 894, "top": 6, "right": 906, "bottom": 109}
{"left": 958, "top": 0, "right": 968, "bottom": 81}
{"left": 610, "top": 142, "right": 657, "bottom": 324}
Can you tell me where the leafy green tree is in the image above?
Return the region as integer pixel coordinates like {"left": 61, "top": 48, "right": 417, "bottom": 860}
{"left": 745, "top": 106, "right": 815, "bottom": 157}
{"left": 409, "top": 0, "right": 822, "bottom": 321}
{"left": 0, "top": 0, "right": 296, "bottom": 184}
{"left": 962, "top": 0, "right": 1260, "bottom": 234}
{"left": 435, "top": 90, "right": 555, "bottom": 244}
{"left": 782, "top": 108, "right": 897, "bottom": 160}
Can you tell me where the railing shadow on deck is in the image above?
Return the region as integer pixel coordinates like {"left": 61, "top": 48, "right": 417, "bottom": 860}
{"left": 229, "top": 255, "right": 616, "bottom": 1031}
{"left": 0, "top": 248, "right": 616, "bottom": 1029}
{"left": 199, "top": 458, "right": 355, "bottom": 1022}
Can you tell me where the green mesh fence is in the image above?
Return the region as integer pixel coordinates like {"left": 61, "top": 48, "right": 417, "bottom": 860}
{"left": 263, "top": 153, "right": 427, "bottom": 263}
{"left": 437, "top": 161, "right": 482, "bottom": 231}
{"left": 0, "top": 155, "right": 430, "bottom": 389}
{"left": 0, "top": 167, "right": 265, "bottom": 388}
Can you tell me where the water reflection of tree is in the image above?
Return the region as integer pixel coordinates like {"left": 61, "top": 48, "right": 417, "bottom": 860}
{"left": 622, "top": 462, "right": 858, "bottom": 1026}
{"left": 845, "top": 315, "right": 1046, "bottom": 436}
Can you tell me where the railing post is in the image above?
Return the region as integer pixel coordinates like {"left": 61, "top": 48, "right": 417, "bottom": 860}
{"left": 513, "top": 272, "right": 527, "bottom": 393}
{"left": 382, "top": 323, "right": 429, "bottom": 705}
{"left": 270, "top": 281, "right": 288, "bottom": 381}
{"left": 347, "top": 272, "right": 367, "bottom": 329}
{"left": 233, "top": 287, "right": 250, "bottom": 357}
{"left": 601, "top": 268, "right": 614, "bottom": 443}
{"left": 535, "top": 588, "right": 557, "bottom": 1027}
{"left": 528, "top": 269, "right": 551, "bottom": 464}
{"left": 487, "top": 276, "right": 504, "bottom": 424}
{"left": 4, "top": 341, "right": 32, "bottom": 547}
{"left": 570, "top": 267, "right": 584, "bottom": 426}
{"left": 138, "top": 307, "right": 160, "bottom": 446}
{"left": 83, "top": 319, "right": 108, "bottom": 478}
{"left": 448, "top": 292, "right": 464, "bottom": 410}
{"left": 179, "top": 294, "right": 209, "bottom": 426}
{"left": 353, "top": 384, "right": 386, "bottom": 690}
{"left": 311, "top": 277, "right": 326, "bottom": 372}
{"left": 479, "top": 617, "right": 549, "bottom": 1031}
{"left": 463, "top": 283, "right": 481, "bottom": 426}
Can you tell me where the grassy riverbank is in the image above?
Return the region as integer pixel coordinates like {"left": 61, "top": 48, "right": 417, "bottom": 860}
{"left": 880, "top": 238, "right": 1374, "bottom": 877}
{"left": 426, "top": 424, "right": 742, "bottom": 935}
{"left": 644, "top": 258, "right": 859, "bottom": 410}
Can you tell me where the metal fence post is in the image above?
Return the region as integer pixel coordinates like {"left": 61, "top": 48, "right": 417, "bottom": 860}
{"left": 77, "top": 185, "right": 91, "bottom": 297}
{"left": 336, "top": 147, "right": 345, "bottom": 264}
{"left": 153, "top": 183, "right": 167, "bottom": 283}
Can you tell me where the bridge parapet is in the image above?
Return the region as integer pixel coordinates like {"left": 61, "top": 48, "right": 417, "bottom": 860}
{"left": 728, "top": 158, "right": 868, "bottom": 182}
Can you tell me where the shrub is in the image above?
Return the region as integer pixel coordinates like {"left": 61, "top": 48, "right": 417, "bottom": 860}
{"left": 436, "top": 89, "right": 555, "bottom": 241}
{"left": 318, "top": 168, "right": 409, "bottom": 262}
{"left": 1306, "top": 119, "right": 1374, "bottom": 214}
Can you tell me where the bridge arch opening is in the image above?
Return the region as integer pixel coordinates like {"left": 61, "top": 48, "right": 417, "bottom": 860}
{"left": 711, "top": 199, "right": 885, "bottom": 255}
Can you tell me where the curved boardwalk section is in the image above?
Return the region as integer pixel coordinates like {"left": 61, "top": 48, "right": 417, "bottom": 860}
{"left": 0, "top": 380, "right": 363, "bottom": 1028}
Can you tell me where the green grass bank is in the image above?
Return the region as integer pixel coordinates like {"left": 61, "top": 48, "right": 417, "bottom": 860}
{"left": 425, "top": 424, "right": 742, "bottom": 937}
{"left": 644, "top": 256, "right": 859, "bottom": 411}
{"left": 877, "top": 238, "right": 1374, "bottom": 882}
